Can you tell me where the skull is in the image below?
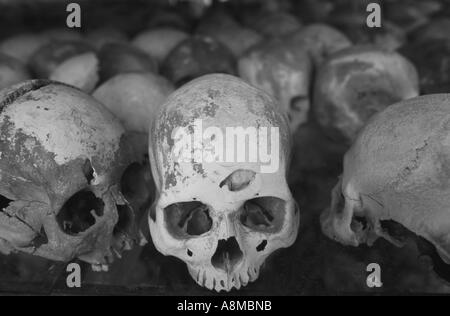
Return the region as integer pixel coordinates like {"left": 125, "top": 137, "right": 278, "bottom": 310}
{"left": 287, "top": 24, "right": 351, "bottom": 67}
{"left": 0, "top": 53, "right": 31, "bottom": 90}
{"left": 98, "top": 43, "right": 157, "bottom": 83}
{"left": 238, "top": 38, "right": 312, "bottom": 133}
{"left": 0, "top": 80, "right": 136, "bottom": 270}
{"left": 132, "top": 28, "right": 189, "bottom": 65}
{"left": 412, "top": 18, "right": 450, "bottom": 44}
{"left": 195, "top": 10, "right": 262, "bottom": 58}
{"left": 330, "top": 12, "right": 406, "bottom": 50}
{"left": 49, "top": 52, "right": 99, "bottom": 93}
{"left": 321, "top": 94, "right": 450, "bottom": 265}
{"left": 313, "top": 45, "right": 419, "bottom": 143}
{"left": 0, "top": 33, "right": 47, "bottom": 64}
{"left": 385, "top": 0, "right": 441, "bottom": 33}
{"left": 93, "top": 72, "right": 174, "bottom": 217}
{"left": 29, "top": 40, "right": 95, "bottom": 79}
{"left": 149, "top": 74, "right": 299, "bottom": 292}
{"left": 161, "top": 35, "right": 237, "bottom": 87}
{"left": 241, "top": 11, "right": 302, "bottom": 38}
{"left": 400, "top": 39, "right": 450, "bottom": 94}
{"left": 86, "top": 27, "right": 127, "bottom": 50}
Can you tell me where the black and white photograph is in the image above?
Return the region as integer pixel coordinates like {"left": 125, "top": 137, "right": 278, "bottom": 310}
{"left": 0, "top": 0, "right": 449, "bottom": 301}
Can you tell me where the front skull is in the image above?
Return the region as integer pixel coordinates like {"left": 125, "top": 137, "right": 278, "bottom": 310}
{"left": 0, "top": 80, "right": 135, "bottom": 269}
{"left": 149, "top": 74, "right": 299, "bottom": 292}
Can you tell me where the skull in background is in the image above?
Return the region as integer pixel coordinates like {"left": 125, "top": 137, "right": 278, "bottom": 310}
{"left": 313, "top": 45, "right": 419, "bottom": 143}
{"left": 238, "top": 38, "right": 312, "bottom": 133}
{"left": 0, "top": 80, "right": 136, "bottom": 270}
{"left": 93, "top": 72, "right": 174, "bottom": 235}
{"left": 149, "top": 74, "right": 299, "bottom": 292}
{"left": 321, "top": 94, "right": 450, "bottom": 266}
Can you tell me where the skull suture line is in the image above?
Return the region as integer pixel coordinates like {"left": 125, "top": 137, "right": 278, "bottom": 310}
{"left": 149, "top": 74, "right": 299, "bottom": 292}
{"left": 0, "top": 80, "right": 136, "bottom": 270}
{"left": 321, "top": 94, "right": 450, "bottom": 266}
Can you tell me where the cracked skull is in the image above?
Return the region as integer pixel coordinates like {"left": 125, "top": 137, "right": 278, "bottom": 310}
{"left": 149, "top": 74, "right": 299, "bottom": 292}
{"left": 0, "top": 80, "right": 135, "bottom": 270}
{"left": 321, "top": 94, "right": 450, "bottom": 265}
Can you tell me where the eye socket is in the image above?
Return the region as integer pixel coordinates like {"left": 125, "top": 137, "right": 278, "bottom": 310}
{"left": 290, "top": 95, "right": 308, "bottom": 112}
{"left": 240, "top": 197, "right": 286, "bottom": 233}
{"left": 0, "top": 194, "right": 13, "bottom": 211}
{"left": 164, "top": 201, "right": 213, "bottom": 239}
{"left": 56, "top": 190, "right": 104, "bottom": 235}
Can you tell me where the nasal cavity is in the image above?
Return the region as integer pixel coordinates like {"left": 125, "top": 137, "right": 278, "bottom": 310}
{"left": 211, "top": 237, "right": 243, "bottom": 272}
{"left": 219, "top": 169, "right": 256, "bottom": 192}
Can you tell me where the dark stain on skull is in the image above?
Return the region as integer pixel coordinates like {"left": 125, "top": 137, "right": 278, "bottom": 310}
{"left": 165, "top": 170, "right": 178, "bottom": 190}
{"left": 207, "top": 88, "right": 220, "bottom": 100}
{"left": 203, "top": 102, "right": 219, "bottom": 118}
{"left": 160, "top": 110, "right": 185, "bottom": 149}
{"left": 192, "top": 162, "right": 206, "bottom": 177}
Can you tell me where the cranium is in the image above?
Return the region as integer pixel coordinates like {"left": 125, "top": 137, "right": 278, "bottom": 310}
{"left": 400, "top": 39, "right": 450, "bottom": 94}
{"left": 161, "top": 36, "right": 236, "bottom": 87}
{"left": 238, "top": 38, "right": 312, "bottom": 133}
{"left": 29, "top": 40, "right": 95, "bottom": 79}
{"left": 98, "top": 43, "right": 157, "bottom": 83}
{"left": 287, "top": 24, "right": 351, "bottom": 67}
{"left": 49, "top": 52, "right": 99, "bottom": 93}
{"left": 132, "top": 28, "right": 189, "bottom": 65}
{"left": 93, "top": 72, "right": 174, "bottom": 216}
{"left": 313, "top": 45, "right": 419, "bottom": 143}
{"left": 148, "top": 74, "right": 299, "bottom": 292}
{"left": 0, "top": 80, "right": 136, "bottom": 270}
{"left": 0, "top": 54, "right": 30, "bottom": 91}
{"left": 321, "top": 94, "right": 450, "bottom": 267}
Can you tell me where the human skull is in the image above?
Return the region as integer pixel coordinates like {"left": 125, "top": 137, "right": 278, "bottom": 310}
{"left": 93, "top": 72, "right": 174, "bottom": 217}
{"left": 400, "top": 39, "right": 450, "bottom": 94}
{"left": 0, "top": 53, "right": 31, "bottom": 90}
{"left": 241, "top": 11, "right": 302, "bottom": 38}
{"left": 287, "top": 24, "right": 351, "bottom": 67}
{"left": 195, "top": 10, "right": 262, "bottom": 58}
{"left": 49, "top": 53, "right": 99, "bottom": 93}
{"left": 29, "top": 40, "right": 95, "bottom": 79}
{"left": 98, "top": 43, "right": 157, "bottom": 83}
{"left": 313, "top": 45, "right": 419, "bottom": 143}
{"left": 238, "top": 38, "right": 312, "bottom": 133}
{"left": 132, "top": 28, "right": 189, "bottom": 65}
{"left": 321, "top": 94, "right": 450, "bottom": 264}
{"left": 0, "top": 33, "right": 47, "bottom": 64}
{"left": 161, "top": 36, "right": 236, "bottom": 87}
{"left": 0, "top": 80, "right": 136, "bottom": 270}
{"left": 149, "top": 74, "right": 299, "bottom": 292}
{"left": 86, "top": 27, "right": 127, "bottom": 50}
